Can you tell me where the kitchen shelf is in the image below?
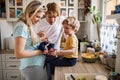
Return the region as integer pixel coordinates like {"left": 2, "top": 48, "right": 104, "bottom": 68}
{"left": 60, "top": 0, "right": 75, "bottom": 17}
{"left": 106, "top": 13, "right": 120, "bottom": 19}
{"left": 0, "top": 18, "right": 6, "bottom": 20}
{"left": 6, "top": 0, "right": 26, "bottom": 21}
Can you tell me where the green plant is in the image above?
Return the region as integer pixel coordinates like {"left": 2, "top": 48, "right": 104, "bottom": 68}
{"left": 88, "top": 6, "right": 102, "bottom": 42}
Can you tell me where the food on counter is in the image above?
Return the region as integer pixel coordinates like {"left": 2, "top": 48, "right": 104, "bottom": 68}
{"left": 95, "top": 51, "right": 108, "bottom": 57}
{"left": 81, "top": 53, "right": 98, "bottom": 63}
{"left": 81, "top": 53, "right": 95, "bottom": 58}
{"left": 77, "top": 77, "right": 86, "bottom": 80}
{"left": 95, "top": 75, "right": 107, "bottom": 80}
{"left": 65, "top": 73, "right": 101, "bottom": 80}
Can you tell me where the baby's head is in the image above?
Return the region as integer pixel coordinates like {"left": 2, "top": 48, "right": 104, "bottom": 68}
{"left": 38, "top": 31, "right": 46, "bottom": 37}
{"left": 62, "top": 17, "right": 80, "bottom": 35}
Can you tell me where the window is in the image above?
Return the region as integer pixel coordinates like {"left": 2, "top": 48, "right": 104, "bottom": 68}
{"left": 106, "top": 0, "right": 117, "bottom": 16}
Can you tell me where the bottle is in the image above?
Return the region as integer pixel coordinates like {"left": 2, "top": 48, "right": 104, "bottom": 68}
{"left": 108, "top": 68, "right": 118, "bottom": 80}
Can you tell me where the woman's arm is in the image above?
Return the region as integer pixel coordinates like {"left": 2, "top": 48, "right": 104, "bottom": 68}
{"left": 14, "top": 37, "right": 42, "bottom": 59}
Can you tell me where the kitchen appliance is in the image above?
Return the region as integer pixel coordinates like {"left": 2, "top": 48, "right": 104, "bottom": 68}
{"left": 80, "top": 42, "right": 87, "bottom": 52}
{"left": 8, "top": 36, "right": 14, "bottom": 50}
{"left": 5, "top": 36, "right": 14, "bottom": 50}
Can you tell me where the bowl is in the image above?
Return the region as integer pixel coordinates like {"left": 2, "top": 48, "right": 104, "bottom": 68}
{"left": 95, "top": 75, "right": 107, "bottom": 80}
{"left": 81, "top": 53, "right": 98, "bottom": 63}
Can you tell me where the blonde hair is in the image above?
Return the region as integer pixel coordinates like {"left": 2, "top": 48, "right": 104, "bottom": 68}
{"left": 46, "top": 2, "right": 60, "bottom": 16}
{"left": 19, "top": 0, "right": 45, "bottom": 45}
{"left": 62, "top": 17, "right": 80, "bottom": 32}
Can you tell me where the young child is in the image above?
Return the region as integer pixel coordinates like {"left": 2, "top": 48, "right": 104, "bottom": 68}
{"left": 46, "top": 17, "right": 80, "bottom": 80}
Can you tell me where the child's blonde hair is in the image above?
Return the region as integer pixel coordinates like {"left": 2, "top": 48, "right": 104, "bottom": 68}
{"left": 62, "top": 17, "right": 80, "bottom": 32}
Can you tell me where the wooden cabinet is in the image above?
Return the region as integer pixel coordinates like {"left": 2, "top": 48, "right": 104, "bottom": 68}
{"left": 77, "top": 0, "right": 86, "bottom": 22}
{"left": 3, "top": 70, "right": 22, "bottom": 80}
{"left": 1, "top": 53, "right": 24, "bottom": 80}
{"left": 5, "top": 0, "right": 26, "bottom": 21}
{"left": 0, "top": 70, "right": 3, "bottom": 80}
{"left": 0, "top": 54, "right": 2, "bottom": 69}
{"left": 59, "top": 0, "right": 75, "bottom": 17}
{"left": 5, "top": 0, "right": 86, "bottom": 22}
{"left": 5, "top": 0, "right": 57, "bottom": 21}
{"left": 0, "top": 54, "right": 3, "bottom": 80}
{"left": 59, "top": 0, "right": 86, "bottom": 21}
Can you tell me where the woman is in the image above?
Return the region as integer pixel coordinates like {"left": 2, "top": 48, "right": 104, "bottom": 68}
{"left": 13, "top": 1, "right": 47, "bottom": 80}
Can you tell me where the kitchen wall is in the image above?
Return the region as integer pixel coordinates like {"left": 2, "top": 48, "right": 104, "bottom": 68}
{"left": 89, "top": 0, "right": 102, "bottom": 41}
{"left": 0, "top": 19, "right": 14, "bottom": 49}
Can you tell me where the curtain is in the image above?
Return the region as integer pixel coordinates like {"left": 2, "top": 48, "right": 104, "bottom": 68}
{"left": 100, "top": 23, "right": 119, "bottom": 54}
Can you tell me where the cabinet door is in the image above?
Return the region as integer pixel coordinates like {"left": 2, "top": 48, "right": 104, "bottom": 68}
{"left": 2, "top": 54, "right": 20, "bottom": 61}
{"left": 2, "top": 62, "right": 20, "bottom": 69}
{"left": 0, "top": 63, "right": 2, "bottom": 69}
{"left": 3, "top": 70, "right": 21, "bottom": 80}
{"left": 6, "top": 0, "right": 26, "bottom": 21}
{"left": 0, "top": 54, "right": 2, "bottom": 69}
{"left": 0, "top": 70, "right": 3, "bottom": 80}
{"left": 59, "top": 0, "right": 76, "bottom": 17}
{"left": 77, "top": 0, "right": 86, "bottom": 21}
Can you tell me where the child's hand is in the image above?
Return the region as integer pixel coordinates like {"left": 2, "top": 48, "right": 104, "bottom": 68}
{"left": 49, "top": 49, "right": 57, "bottom": 57}
{"left": 49, "top": 48, "right": 56, "bottom": 52}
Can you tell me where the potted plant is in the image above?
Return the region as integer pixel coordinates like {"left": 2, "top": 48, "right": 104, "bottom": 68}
{"left": 88, "top": 6, "right": 102, "bottom": 42}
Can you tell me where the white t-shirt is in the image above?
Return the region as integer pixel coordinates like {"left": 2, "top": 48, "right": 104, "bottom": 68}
{"left": 35, "top": 16, "right": 65, "bottom": 50}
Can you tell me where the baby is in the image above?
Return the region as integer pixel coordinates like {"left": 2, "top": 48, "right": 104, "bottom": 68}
{"left": 38, "top": 31, "right": 55, "bottom": 54}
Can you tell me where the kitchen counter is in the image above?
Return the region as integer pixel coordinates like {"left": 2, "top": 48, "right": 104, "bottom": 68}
{"left": 0, "top": 50, "right": 14, "bottom": 54}
{"left": 54, "top": 58, "right": 109, "bottom": 80}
